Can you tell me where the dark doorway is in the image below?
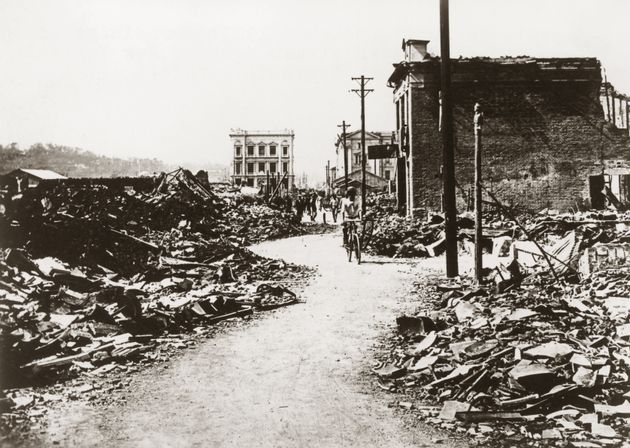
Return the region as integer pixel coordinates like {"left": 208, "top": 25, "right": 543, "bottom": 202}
{"left": 589, "top": 175, "right": 605, "bottom": 209}
{"left": 396, "top": 157, "right": 407, "bottom": 214}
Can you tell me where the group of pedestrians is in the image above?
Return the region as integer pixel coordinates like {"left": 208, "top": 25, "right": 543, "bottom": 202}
{"left": 294, "top": 191, "right": 316, "bottom": 220}
{"left": 292, "top": 190, "right": 343, "bottom": 222}
{"left": 277, "top": 187, "right": 362, "bottom": 249}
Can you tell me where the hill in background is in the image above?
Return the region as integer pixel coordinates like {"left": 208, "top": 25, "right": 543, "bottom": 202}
{"left": 0, "top": 143, "right": 228, "bottom": 181}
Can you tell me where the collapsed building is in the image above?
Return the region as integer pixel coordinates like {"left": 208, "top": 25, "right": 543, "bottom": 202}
{"left": 388, "top": 39, "right": 630, "bottom": 217}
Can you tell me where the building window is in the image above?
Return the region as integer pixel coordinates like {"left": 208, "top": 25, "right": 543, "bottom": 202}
{"left": 282, "top": 146, "right": 289, "bottom": 156}
{"left": 247, "top": 163, "right": 254, "bottom": 174}
{"left": 247, "top": 145, "right": 254, "bottom": 156}
{"left": 258, "top": 162, "right": 265, "bottom": 173}
{"left": 247, "top": 178, "right": 254, "bottom": 187}
{"left": 270, "top": 145, "right": 277, "bottom": 156}
{"left": 235, "top": 146, "right": 242, "bottom": 157}
{"left": 384, "top": 170, "right": 391, "bottom": 180}
{"left": 258, "top": 145, "right": 265, "bottom": 156}
{"left": 270, "top": 162, "right": 276, "bottom": 173}
{"left": 283, "top": 162, "right": 288, "bottom": 173}
{"left": 235, "top": 162, "right": 242, "bottom": 174}
{"left": 354, "top": 154, "right": 361, "bottom": 165}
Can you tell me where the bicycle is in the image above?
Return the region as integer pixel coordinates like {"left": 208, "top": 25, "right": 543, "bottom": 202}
{"left": 360, "top": 213, "right": 374, "bottom": 250}
{"left": 344, "top": 219, "right": 362, "bottom": 264}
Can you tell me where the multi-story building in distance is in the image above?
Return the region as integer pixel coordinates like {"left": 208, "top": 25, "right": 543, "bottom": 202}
{"left": 332, "top": 130, "right": 396, "bottom": 192}
{"left": 229, "top": 129, "right": 295, "bottom": 191}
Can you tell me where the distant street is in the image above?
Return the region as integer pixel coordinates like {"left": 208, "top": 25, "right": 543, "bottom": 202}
{"left": 20, "top": 233, "right": 468, "bottom": 448}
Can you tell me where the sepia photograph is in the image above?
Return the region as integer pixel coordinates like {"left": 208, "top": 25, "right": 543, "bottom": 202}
{"left": 1, "top": 0, "right": 630, "bottom": 446}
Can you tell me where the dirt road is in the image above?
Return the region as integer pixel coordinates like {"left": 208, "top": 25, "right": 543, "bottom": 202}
{"left": 21, "top": 233, "right": 468, "bottom": 448}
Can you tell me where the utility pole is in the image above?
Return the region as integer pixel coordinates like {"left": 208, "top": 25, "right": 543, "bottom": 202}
{"left": 474, "top": 103, "right": 484, "bottom": 282}
{"left": 337, "top": 121, "right": 351, "bottom": 192}
{"left": 440, "top": 0, "right": 459, "bottom": 277}
{"left": 352, "top": 76, "right": 373, "bottom": 213}
{"left": 325, "top": 161, "right": 330, "bottom": 194}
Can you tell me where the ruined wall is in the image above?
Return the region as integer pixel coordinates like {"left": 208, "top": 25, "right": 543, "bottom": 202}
{"left": 408, "top": 58, "right": 630, "bottom": 214}
{"left": 409, "top": 79, "right": 442, "bottom": 216}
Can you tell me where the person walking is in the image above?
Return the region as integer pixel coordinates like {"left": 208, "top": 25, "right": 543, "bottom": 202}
{"left": 330, "top": 193, "right": 339, "bottom": 223}
{"left": 296, "top": 193, "right": 306, "bottom": 220}
{"left": 309, "top": 191, "right": 318, "bottom": 221}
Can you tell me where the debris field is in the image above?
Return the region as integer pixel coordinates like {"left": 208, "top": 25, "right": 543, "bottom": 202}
{"left": 0, "top": 169, "right": 315, "bottom": 437}
{"left": 374, "top": 207, "right": 630, "bottom": 446}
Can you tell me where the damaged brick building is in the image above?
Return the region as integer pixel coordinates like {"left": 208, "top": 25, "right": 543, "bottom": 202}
{"left": 388, "top": 39, "right": 630, "bottom": 217}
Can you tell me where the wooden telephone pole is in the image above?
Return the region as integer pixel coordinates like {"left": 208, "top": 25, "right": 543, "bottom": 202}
{"left": 440, "top": 0, "right": 459, "bottom": 277}
{"left": 352, "top": 76, "right": 373, "bottom": 213}
{"left": 337, "top": 121, "right": 351, "bottom": 192}
{"left": 474, "top": 103, "right": 484, "bottom": 282}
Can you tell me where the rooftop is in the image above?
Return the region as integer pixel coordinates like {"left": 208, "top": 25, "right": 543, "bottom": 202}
{"left": 14, "top": 169, "right": 67, "bottom": 180}
{"left": 388, "top": 56, "right": 601, "bottom": 87}
{"left": 335, "top": 130, "right": 394, "bottom": 146}
{"left": 229, "top": 129, "right": 294, "bottom": 137}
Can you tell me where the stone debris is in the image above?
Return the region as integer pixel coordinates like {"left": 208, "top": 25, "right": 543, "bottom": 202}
{"left": 0, "top": 168, "right": 314, "bottom": 435}
{"left": 366, "top": 193, "right": 630, "bottom": 273}
{"left": 374, "top": 209, "right": 630, "bottom": 445}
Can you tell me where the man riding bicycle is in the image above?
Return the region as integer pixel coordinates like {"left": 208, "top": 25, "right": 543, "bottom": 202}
{"left": 341, "top": 187, "right": 361, "bottom": 245}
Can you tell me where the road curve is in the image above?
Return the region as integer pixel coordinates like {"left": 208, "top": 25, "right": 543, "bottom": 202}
{"left": 21, "top": 233, "right": 468, "bottom": 448}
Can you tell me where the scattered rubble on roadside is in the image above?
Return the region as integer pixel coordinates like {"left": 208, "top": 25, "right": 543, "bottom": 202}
{"left": 373, "top": 205, "right": 630, "bottom": 446}
{"left": 366, "top": 194, "right": 482, "bottom": 258}
{"left": 366, "top": 192, "right": 630, "bottom": 264}
{"left": 0, "top": 168, "right": 316, "bottom": 438}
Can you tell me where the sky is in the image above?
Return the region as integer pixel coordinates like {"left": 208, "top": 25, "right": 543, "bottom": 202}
{"left": 1, "top": 0, "right": 629, "bottom": 183}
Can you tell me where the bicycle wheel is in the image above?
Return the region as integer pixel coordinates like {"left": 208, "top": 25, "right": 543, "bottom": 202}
{"left": 346, "top": 237, "right": 353, "bottom": 262}
{"left": 361, "top": 219, "right": 374, "bottom": 250}
{"left": 354, "top": 234, "right": 361, "bottom": 264}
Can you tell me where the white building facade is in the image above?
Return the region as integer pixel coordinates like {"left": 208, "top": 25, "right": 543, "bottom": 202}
{"left": 229, "top": 129, "right": 295, "bottom": 191}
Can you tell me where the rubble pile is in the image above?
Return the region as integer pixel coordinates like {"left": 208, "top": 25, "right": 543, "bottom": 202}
{"left": 0, "top": 246, "right": 307, "bottom": 382}
{"left": 365, "top": 193, "right": 630, "bottom": 261}
{"left": 0, "top": 168, "right": 314, "bottom": 428}
{"left": 223, "top": 204, "right": 303, "bottom": 243}
{"left": 365, "top": 193, "right": 486, "bottom": 258}
{"left": 375, "top": 215, "right": 630, "bottom": 446}
{"left": 366, "top": 193, "right": 398, "bottom": 211}
{"left": 1, "top": 169, "right": 304, "bottom": 274}
{"left": 366, "top": 212, "right": 447, "bottom": 258}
